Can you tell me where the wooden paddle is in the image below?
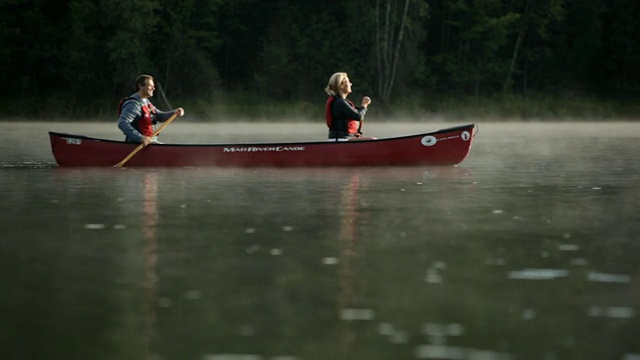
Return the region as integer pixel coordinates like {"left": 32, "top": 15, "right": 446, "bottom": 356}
{"left": 113, "top": 112, "right": 178, "bottom": 167}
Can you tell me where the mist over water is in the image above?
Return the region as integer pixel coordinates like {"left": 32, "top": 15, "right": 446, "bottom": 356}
{"left": 1, "top": 121, "right": 639, "bottom": 360}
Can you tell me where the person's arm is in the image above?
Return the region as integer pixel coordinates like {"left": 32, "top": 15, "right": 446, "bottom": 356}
{"left": 117, "top": 100, "right": 144, "bottom": 142}
{"left": 155, "top": 106, "right": 185, "bottom": 123}
{"left": 334, "top": 98, "right": 367, "bottom": 121}
{"left": 356, "top": 96, "right": 371, "bottom": 135}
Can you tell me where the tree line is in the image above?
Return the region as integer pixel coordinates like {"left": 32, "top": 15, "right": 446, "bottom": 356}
{"left": 0, "top": 0, "right": 638, "bottom": 117}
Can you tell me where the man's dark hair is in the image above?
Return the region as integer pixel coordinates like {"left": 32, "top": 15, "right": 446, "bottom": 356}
{"left": 135, "top": 74, "right": 154, "bottom": 90}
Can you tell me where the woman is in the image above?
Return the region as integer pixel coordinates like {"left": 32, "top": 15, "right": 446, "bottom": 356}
{"left": 325, "top": 72, "right": 372, "bottom": 141}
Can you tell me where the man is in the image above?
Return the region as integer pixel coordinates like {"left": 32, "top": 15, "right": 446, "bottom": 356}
{"left": 117, "top": 74, "right": 185, "bottom": 146}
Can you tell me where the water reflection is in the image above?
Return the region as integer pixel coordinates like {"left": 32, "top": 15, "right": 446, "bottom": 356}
{"left": 142, "top": 172, "right": 159, "bottom": 357}
{"left": 1, "top": 121, "right": 640, "bottom": 359}
{"left": 337, "top": 175, "right": 368, "bottom": 357}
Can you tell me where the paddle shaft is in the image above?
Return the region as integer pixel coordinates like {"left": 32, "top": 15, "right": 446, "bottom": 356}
{"left": 113, "top": 112, "right": 179, "bottom": 167}
{"left": 157, "top": 82, "right": 173, "bottom": 110}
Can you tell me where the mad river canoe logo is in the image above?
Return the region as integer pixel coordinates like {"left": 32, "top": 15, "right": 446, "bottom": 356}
{"left": 420, "top": 131, "right": 471, "bottom": 147}
{"left": 223, "top": 146, "right": 305, "bottom": 153}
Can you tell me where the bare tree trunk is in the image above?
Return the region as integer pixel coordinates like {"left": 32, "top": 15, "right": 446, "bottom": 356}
{"left": 376, "top": 0, "right": 411, "bottom": 103}
{"left": 504, "top": 1, "right": 531, "bottom": 93}
{"left": 384, "top": 0, "right": 410, "bottom": 102}
{"left": 503, "top": 23, "right": 527, "bottom": 93}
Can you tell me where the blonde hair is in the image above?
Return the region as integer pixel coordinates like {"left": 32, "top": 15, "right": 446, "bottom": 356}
{"left": 325, "top": 72, "right": 348, "bottom": 96}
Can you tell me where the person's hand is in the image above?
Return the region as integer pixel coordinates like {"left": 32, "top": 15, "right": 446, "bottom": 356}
{"left": 175, "top": 107, "right": 185, "bottom": 117}
{"left": 141, "top": 136, "right": 152, "bottom": 146}
{"left": 361, "top": 96, "right": 371, "bottom": 107}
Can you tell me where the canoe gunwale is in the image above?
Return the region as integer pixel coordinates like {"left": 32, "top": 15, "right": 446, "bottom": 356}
{"left": 48, "top": 123, "right": 476, "bottom": 147}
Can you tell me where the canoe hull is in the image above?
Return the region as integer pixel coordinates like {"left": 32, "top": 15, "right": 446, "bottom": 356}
{"left": 49, "top": 124, "right": 476, "bottom": 167}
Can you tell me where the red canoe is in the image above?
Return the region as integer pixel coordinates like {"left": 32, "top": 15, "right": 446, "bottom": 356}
{"left": 49, "top": 124, "right": 476, "bottom": 167}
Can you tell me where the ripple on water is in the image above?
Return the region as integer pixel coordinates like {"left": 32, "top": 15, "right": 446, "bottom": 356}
{"left": 203, "top": 355, "right": 262, "bottom": 360}
{"left": 414, "top": 345, "right": 512, "bottom": 360}
{"left": 340, "top": 308, "right": 375, "bottom": 321}
{"left": 507, "top": 268, "right": 569, "bottom": 280}
{"left": 422, "top": 323, "right": 465, "bottom": 337}
{"left": 0, "top": 161, "right": 57, "bottom": 169}
{"left": 622, "top": 354, "right": 640, "bottom": 360}
{"left": 203, "top": 354, "right": 297, "bottom": 360}
{"left": 587, "top": 272, "right": 631, "bottom": 283}
{"left": 322, "top": 257, "right": 338, "bottom": 265}
{"left": 589, "top": 306, "right": 635, "bottom": 319}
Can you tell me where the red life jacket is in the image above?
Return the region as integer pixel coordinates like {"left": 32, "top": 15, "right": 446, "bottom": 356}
{"left": 325, "top": 96, "right": 359, "bottom": 135}
{"left": 118, "top": 97, "right": 157, "bottom": 136}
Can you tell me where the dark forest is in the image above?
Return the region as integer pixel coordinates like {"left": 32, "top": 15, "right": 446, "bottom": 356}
{"left": 1, "top": 0, "right": 638, "bottom": 119}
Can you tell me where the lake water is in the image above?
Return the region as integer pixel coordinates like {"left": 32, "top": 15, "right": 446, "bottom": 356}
{"left": 1, "top": 121, "right": 639, "bottom": 360}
